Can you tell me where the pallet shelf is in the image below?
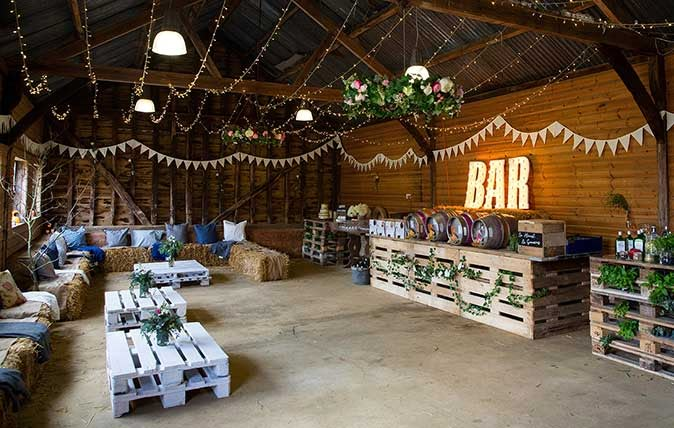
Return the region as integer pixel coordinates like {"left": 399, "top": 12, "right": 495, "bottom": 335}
{"left": 370, "top": 237, "right": 590, "bottom": 339}
{"left": 302, "top": 219, "right": 348, "bottom": 266}
{"left": 589, "top": 256, "right": 674, "bottom": 380}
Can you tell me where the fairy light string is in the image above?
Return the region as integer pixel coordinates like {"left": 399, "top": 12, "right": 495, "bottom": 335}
{"left": 10, "top": 0, "right": 50, "bottom": 95}
{"left": 82, "top": 0, "right": 99, "bottom": 119}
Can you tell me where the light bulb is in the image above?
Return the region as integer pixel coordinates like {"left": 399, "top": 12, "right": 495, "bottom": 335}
{"left": 152, "top": 30, "right": 187, "bottom": 56}
{"left": 295, "top": 109, "right": 314, "bottom": 121}
{"left": 134, "top": 98, "right": 156, "bottom": 113}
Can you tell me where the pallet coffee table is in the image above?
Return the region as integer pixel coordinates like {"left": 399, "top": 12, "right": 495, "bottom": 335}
{"left": 104, "top": 287, "right": 187, "bottom": 332}
{"left": 106, "top": 322, "right": 230, "bottom": 417}
{"left": 134, "top": 260, "right": 210, "bottom": 288}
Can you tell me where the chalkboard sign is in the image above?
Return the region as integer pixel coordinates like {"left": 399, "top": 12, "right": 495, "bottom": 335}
{"left": 518, "top": 231, "right": 543, "bottom": 248}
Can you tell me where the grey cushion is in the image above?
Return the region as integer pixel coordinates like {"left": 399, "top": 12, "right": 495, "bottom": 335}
{"left": 33, "top": 253, "right": 57, "bottom": 280}
{"left": 165, "top": 223, "right": 188, "bottom": 243}
{"left": 105, "top": 228, "right": 129, "bottom": 247}
{"left": 131, "top": 230, "right": 163, "bottom": 248}
{"left": 49, "top": 234, "right": 68, "bottom": 267}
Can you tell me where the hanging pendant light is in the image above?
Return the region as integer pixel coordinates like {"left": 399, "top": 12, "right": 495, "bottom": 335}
{"left": 152, "top": 0, "right": 187, "bottom": 56}
{"left": 134, "top": 98, "right": 156, "bottom": 113}
{"left": 404, "top": 8, "right": 428, "bottom": 81}
{"left": 295, "top": 108, "right": 314, "bottom": 121}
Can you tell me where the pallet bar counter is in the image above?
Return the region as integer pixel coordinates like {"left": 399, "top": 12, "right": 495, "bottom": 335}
{"left": 370, "top": 236, "right": 590, "bottom": 339}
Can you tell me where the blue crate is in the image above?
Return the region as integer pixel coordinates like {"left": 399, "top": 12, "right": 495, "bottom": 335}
{"left": 566, "top": 235, "right": 603, "bottom": 255}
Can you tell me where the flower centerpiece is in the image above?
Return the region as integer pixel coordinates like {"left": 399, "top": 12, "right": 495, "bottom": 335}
{"left": 342, "top": 74, "right": 463, "bottom": 120}
{"left": 159, "top": 236, "right": 184, "bottom": 267}
{"left": 221, "top": 126, "right": 286, "bottom": 146}
{"left": 347, "top": 203, "right": 370, "bottom": 220}
{"left": 140, "top": 303, "right": 184, "bottom": 346}
{"left": 129, "top": 269, "right": 154, "bottom": 298}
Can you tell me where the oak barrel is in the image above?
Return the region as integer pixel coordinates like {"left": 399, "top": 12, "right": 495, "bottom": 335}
{"left": 448, "top": 211, "right": 481, "bottom": 245}
{"left": 471, "top": 213, "right": 519, "bottom": 249}
{"left": 404, "top": 209, "right": 434, "bottom": 239}
{"left": 426, "top": 209, "right": 458, "bottom": 242}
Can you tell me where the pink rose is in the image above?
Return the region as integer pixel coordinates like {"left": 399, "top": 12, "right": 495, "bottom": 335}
{"left": 262, "top": 130, "right": 268, "bottom": 137}
{"left": 155, "top": 309, "right": 161, "bottom": 315}
{"left": 252, "top": 133, "right": 258, "bottom": 139}
{"left": 227, "top": 130, "right": 234, "bottom": 137}
{"left": 432, "top": 82, "right": 441, "bottom": 93}
{"left": 382, "top": 79, "right": 390, "bottom": 87}
{"left": 351, "top": 79, "right": 362, "bottom": 90}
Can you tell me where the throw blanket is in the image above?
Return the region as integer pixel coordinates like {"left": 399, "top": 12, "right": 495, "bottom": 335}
{"left": 0, "top": 369, "right": 29, "bottom": 411}
{"left": 0, "top": 323, "right": 50, "bottom": 364}
{"left": 75, "top": 246, "right": 105, "bottom": 264}
{"left": 151, "top": 242, "right": 166, "bottom": 261}
{"left": 210, "top": 241, "right": 238, "bottom": 260}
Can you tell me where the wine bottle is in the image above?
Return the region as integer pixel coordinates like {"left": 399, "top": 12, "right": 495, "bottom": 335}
{"left": 616, "top": 231, "right": 626, "bottom": 257}
{"left": 626, "top": 231, "right": 634, "bottom": 251}
{"left": 634, "top": 229, "right": 646, "bottom": 252}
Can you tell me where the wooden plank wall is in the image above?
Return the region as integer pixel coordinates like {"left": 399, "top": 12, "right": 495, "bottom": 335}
{"left": 341, "top": 56, "right": 674, "bottom": 250}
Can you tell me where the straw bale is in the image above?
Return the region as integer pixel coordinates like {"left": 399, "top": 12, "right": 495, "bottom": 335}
{"left": 62, "top": 275, "right": 87, "bottom": 321}
{"left": 178, "top": 244, "right": 228, "bottom": 267}
{"left": 103, "top": 247, "right": 151, "bottom": 272}
{"left": 229, "top": 242, "right": 289, "bottom": 282}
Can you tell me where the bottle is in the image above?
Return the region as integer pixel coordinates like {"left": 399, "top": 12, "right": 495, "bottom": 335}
{"left": 626, "top": 231, "right": 634, "bottom": 251}
{"left": 646, "top": 225, "right": 659, "bottom": 264}
{"left": 616, "top": 231, "right": 626, "bottom": 257}
{"left": 634, "top": 229, "right": 646, "bottom": 252}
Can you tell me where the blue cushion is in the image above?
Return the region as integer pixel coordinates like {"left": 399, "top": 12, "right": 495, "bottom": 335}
{"left": 151, "top": 242, "right": 166, "bottom": 261}
{"left": 165, "top": 223, "right": 188, "bottom": 243}
{"left": 43, "top": 243, "right": 60, "bottom": 269}
{"left": 60, "top": 226, "right": 86, "bottom": 249}
{"left": 194, "top": 224, "right": 218, "bottom": 244}
{"left": 105, "top": 228, "right": 129, "bottom": 247}
{"left": 131, "top": 230, "right": 163, "bottom": 248}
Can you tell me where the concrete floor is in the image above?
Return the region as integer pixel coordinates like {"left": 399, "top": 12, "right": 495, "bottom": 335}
{"left": 19, "top": 260, "right": 674, "bottom": 427}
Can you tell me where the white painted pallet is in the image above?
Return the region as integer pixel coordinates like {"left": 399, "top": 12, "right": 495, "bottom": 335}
{"left": 134, "top": 260, "right": 210, "bottom": 288}
{"left": 104, "top": 287, "right": 187, "bottom": 332}
{"left": 106, "top": 322, "right": 230, "bottom": 417}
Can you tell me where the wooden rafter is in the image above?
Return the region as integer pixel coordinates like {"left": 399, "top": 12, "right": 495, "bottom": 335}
{"left": 178, "top": 11, "right": 223, "bottom": 79}
{"left": 95, "top": 162, "right": 151, "bottom": 225}
{"left": 293, "top": 0, "right": 393, "bottom": 76}
{"left": 293, "top": 31, "right": 336, "bottom": 85}
{"left": 409, "top": 0, "right": 656, "bottom": 53}
{"left": 67, "top": 0, "right": 84, "bottom": 39}
{"left": 398, "top": 119, "right": 433, "bottom": 158}
{"left": 44, "top": 0, "right": 203, "bottom": 60}
{"left": 593, "top": 0, "right": 633, "bottom": 24}
{"left": 28, "top": 61, "right": 343, "bottom": 102}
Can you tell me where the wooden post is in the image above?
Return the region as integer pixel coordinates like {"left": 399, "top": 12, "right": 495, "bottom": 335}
{"left": 249, "top": 147, "right": 256, "bottom": 223}
{"left": 649, "top": 54, "right": 669, "bottom": 230}
{"left": 428, "top": 130, "right": 437, "bottom": 207}
{"left": 266, "top": 144, "right": 272, "bottom": 223}
{"left": 317, "top": 152, "right": 324, "bottom": 208}
{"left": 331, "top": 146, "right": 340, "bottom": 210}
{"left": 129, "top": 113, "right": 137, "bottom": 226}
{"left": 169, "top": 96, "right": 177, "bottom": 225}
{"left": 299, "top": 141, "right": 306, "bottom": 220}
{"left": 201, "top": 129, "right": 209, "bottom": 224}
{"left": 233, "top": 160, "right": 240, "bottom": 222}
{"left": 185, "top": 132, "right": 193, "bottom": 225}
{"left": 284, "top": 140, "right": 291, "bottom": 224}
{"left": 66, "top": 161, "right": 75, "bottom": 226}
{"left": 89, "top": 116, "right": 98, "bottom": 226}
{"left": 151, "top": 121, "right": 159, "bottom": 225}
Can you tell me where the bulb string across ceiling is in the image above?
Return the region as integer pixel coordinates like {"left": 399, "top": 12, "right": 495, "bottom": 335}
{"left": 82, "top": 0, "right": 99, "bottom": 119}
{"left": 10, "top": 0, "right": 50, "bottom": 95}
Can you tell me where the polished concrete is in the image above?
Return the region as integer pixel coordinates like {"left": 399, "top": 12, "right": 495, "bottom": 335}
{"left": 21, "top": 261, "right": 674, "bottom": 427}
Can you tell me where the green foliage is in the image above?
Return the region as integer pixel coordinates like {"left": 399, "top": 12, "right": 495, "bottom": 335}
{"left": 652, "top": 234, "right": 674, "bottom": 254}
{"left": 613, "top": 300, "right": 630, "bottom": 318}
{"left": 644, "top": 271, "right": 674, "bottom": 313}
{"left": 598, "top": 335, "right": 614, "bottom": 348}
{"left": 221, "top": 126, "right": 285, "bottom": 146}
{"left": 342, "top": 74, "right": 463, "bottom": 121}
{"left": 617, "top": 319, "right": 639, "bottom": 341}
{"left": 652, "top": 326, "right": 668, "bottom": 337}
{"left": 129, "top": 269, "right": 154, "bottom": 297}
{"left": 159, "top": 236, "right": 184, "bottom": 261}
{"left": 141, "top": 303, "right": 185, "bottom": 346}
{"left": 604, "top": 192, "right": 629, "bottom": 212}
{"left": 597, "top": 264, "right": 639, "bottom": 292}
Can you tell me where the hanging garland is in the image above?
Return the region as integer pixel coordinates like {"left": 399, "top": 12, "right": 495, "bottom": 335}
{"left": 220, "top": 126, "right": 286, "bottom": 146}
{"left": 342, "top": 74, "right": 463, "bottom": 120}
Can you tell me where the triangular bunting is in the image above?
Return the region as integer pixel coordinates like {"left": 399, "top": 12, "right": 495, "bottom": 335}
{"left": 607, "top": 139, "right": 619, "bottom": 155}
{"left": 584, "top": 139, "right": 595, "bottom": 154}
{"left": 68, "top": 147, "right": 78, "bottom": 157}
{"left": 504, "top": 123, "right": 513, "bottom": 136}
{"left": 485, "top": 123, "right": 494, "bottom": 136}
{"left": 109, "top": 146, "right": 117, "bottom": 155}
{"left": 618, "top": 135, "right": 630, "bottom": 152}
{"left": 595, "top": 140, "right": 606, "bottom": 157}
{"left": 632, "top": 127, "right": 644, "bottom": 145}
{"left": 140, "top": 145, "right": 149, "bottom": 154}
{"left": 512, "top": 129, "right": 520, "bottom": 143}
{"left": 538, "top": 129, "right": 547, "bottom": 144}
{"left": 458, "top": 142, "right": 465, "bottom": 155}
{"left": 493, "top": 116, "right": 505, "bottom": 129}
{"left": 562, "top": 128, "right": 573, "bottom": 144}
{"left": 548, "top": 121, "right": 564, "bottom": 138}
{"left": 572, "top": 134, "right": 584, "bottom": 150}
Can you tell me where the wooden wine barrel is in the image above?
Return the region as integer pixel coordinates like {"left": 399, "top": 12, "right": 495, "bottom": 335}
{"left": 471, "top": 213, "right": 521, "bottom": 249}
{"left": 448, "top": 211, "right": 481, "bottom": 245}
{"left": 404, "top": 209, "right": 434, "bottom": 239}
{"left": 425, "top": 209, "right": 458, "bottom": 242}
{"left": 371, "top": 206, "right": 389, "bottom": 220}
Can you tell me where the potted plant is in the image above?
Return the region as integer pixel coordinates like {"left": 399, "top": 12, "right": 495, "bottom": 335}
{"left": 129, "top": 269, "right": 154, "bottom": 298}
{"left": 159, "top": 236, "right": 184, "bottom": 267}
{"left": 141, "top": 304, "right": 185, "bottom": 346}
{"left": 653, "top": 234, "right": 674, "bottom": 265}
{"left": 351, "top": 257, "right": 370, "bottom": 286}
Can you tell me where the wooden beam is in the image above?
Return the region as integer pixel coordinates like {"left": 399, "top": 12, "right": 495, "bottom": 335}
{"left": 94, "top": 162, "right": 150, "bottom": 225}
{"left": 45, "top": 0, "right": 203, "bottom": 60}
{"left": 410, "top": 0, "right": 656, "bottom": 54}
{"left": 29, "top": 61, "right": 343, "bottom": 102}
{"left": 3, "top": 79, "right": 88, "bottom": 146}
{"left": 266, "top": 145, "right": 273, "bottom": 224}
{"left": 178, "top": 11, "right": 223, "bottom": 79}
{"left": 66, "top": 161, "right": 75, "bottom": 226}
{"left": 427, "top": 28, "right": 525, "bottom": 68}
{"left": 293, "top": 0, "right": 393, "bottom": 76}
{"left": 185, "top": 133, "right": 193, "bottom": 225}
{"left": 398, "top": 119, "right": 433, "bottom": 158}
{"left": 593, "top": 0, "right": 633, "bottom": 24}
{"left": 67, "top": 0, "right": 84, "bottom": 38}
{"left": 330, "top": 146, "right": 340, "bottom": 210}
{"left": 649, "top": 54, "right": 669, "bottom": 230}
{"left": 201, "top": 129, "right": 209, "bottom": 224}
{"left": 89, "top": 161, "right": 97, "bottom": 226}
{"left": 209, "top": 167, "right": 296, "bottom": 225}
{"left": 293, "top": 31, "right": 336, "bottom": 85}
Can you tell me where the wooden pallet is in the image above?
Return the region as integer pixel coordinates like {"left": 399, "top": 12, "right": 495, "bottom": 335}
{"left": 370, "top": 237, "right": 590, "bottom": 339}
{"left": 106, "top": 322, "right": 230, "bottom": 417}
{"left": 134, "top": 260, "right": 210, "bottom": 288}
{"left": 589, "top": 256, "right": 674, "bottom": 380}
{"left": 104, "top": 287, "right": 187, "bottom": 332}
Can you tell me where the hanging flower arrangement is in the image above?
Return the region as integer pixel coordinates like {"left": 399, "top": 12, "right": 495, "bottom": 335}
{"left": 342, "top": 74, "right": 463, "bottom": 120}
{"left": 221, "top": 126, "right": 286, "bottom": 146}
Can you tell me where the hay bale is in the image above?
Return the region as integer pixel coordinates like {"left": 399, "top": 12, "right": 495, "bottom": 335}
{"left": 229, "top": 242, "right": 289, "bottom": 282}
{"left": 62, "top": 275, "right": 87, "bottom": 321}
{"left": 178, "top": 244, "right": 228, "bottom": 267}
{"left": 103, "top": 247, "right": 151, "bottom": 272}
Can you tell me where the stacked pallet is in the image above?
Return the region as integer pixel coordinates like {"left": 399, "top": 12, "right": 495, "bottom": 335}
{"left": 370, "top": 236, "right": 590, "bottom": 339}
{"left": 302, "top": 219, "right": 347, "bottom": 266}
{"left": 590, "top": 257, "right": 674, "bottom": 380}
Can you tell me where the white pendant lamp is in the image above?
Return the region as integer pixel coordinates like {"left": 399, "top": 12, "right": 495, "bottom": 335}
{"left": 295, "top": 108, "right": 314, "bottom": 122}
{"left": 152, "top": 1, "right": 187, "bottom": 56}
{"left": 404, "top": 8, "right": 428, "bottom": 81}
{"left": 134, "top": 98, "right": 156, "bottom": 113}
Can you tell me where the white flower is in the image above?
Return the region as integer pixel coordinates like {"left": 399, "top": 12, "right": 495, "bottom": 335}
{"left": 439, "top": 77, "right": 454, "bottom": 93}
{"left": 358, "top": 84, "right": 368, "bottom": 93}
{"left": 355, "top": 93, "right": 366, "bottom": 102}
{"left": 423, "top": 85, "right": 433, "bottom": 96}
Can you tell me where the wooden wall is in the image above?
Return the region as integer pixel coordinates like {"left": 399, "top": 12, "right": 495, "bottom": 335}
{"left": 341, "top": 55, "right": 674, "bottom": 249}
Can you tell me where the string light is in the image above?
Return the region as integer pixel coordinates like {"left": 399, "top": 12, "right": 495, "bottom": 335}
{"left": 10, "top": 0, "right": 50, "bottom": 95}
{"left": 83, "top": 0, "right": 99, "bottom": 119}
{"left": 133, "top": 0, "right": 158, "bottom": 98}
{"left": 174, "top": 91, "right": 209, "bottom": 132}
{"left": 422, "top": 15, "right": 466, "bottom": 67}
{"left": 50, "top": 105, "right": 70, "bottom": 121}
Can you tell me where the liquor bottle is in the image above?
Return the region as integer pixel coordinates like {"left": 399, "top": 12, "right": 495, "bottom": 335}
{"left": 616, "top": 231, "right": 626, "bottom": 257}
{"left": 634, "top": 229, "right": 646, "bottom": 252}
{"left": 645, "top": 225, "right": 659, "bottom": 263}
{"left": 626, "top": 231, "right": 634, "bottom": 251}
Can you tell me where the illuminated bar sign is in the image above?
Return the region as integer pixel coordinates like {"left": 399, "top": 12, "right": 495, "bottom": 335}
{"left": 464, "top": 156, "right": 530, "bottom": 209}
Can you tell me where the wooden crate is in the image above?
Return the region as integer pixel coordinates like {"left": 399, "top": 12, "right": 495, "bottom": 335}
{"left": 370, "top": 236, "right": 589, "bottom": 339}
{"left": 589, "top": 256, "right": 674, "bottom": 380}
{"left": 303, "top": 219, "right": 347, "bottom": 266}
{"left": 517, "top": 219, "right": 566, "bottom": 258}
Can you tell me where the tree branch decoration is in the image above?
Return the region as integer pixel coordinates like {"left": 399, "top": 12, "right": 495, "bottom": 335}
{"left": 221, "top": 126, "right": 286, "bottom": 146}
{"left": 342, "top": 74, "right": 463, "bottom": 121}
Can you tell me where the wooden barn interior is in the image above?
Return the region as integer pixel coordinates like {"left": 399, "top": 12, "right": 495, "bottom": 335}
{"left": 0, "top": 0, "right": 674, "bottom": 426}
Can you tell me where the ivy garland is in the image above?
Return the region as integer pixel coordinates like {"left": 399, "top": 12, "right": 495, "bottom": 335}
{"left": 374, "top": 249, "right": 547, "bottom": 316}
